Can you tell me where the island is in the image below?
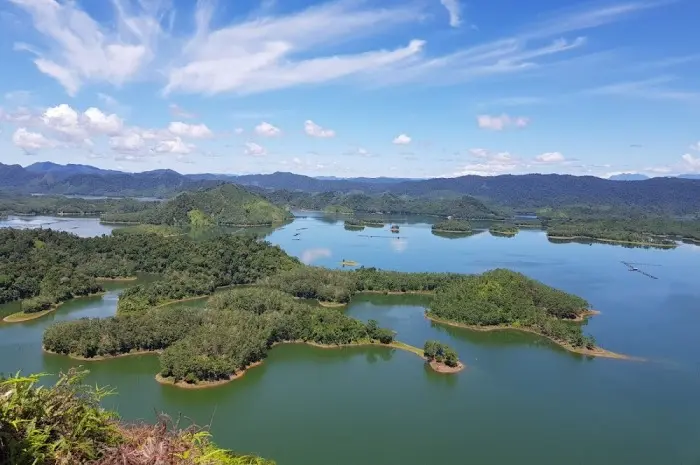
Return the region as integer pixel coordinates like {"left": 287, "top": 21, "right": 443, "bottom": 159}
{"left": 431, "top": 219, "right": 472, "bottom": 235}
{"left": 1, "top": 369, "right": 275, "bottom": 464}
{"left": 423, "top": 340, "right": 464, "bottom": 373}
{"left": 426, "top": 269, "right": 628, "bottom": 359}
{"left": 100, "top": 184, "right": 292, "bottom": 227}
{"left": 343, "top": 217, "right": 384, "bottom": 229}
{"left": 343, "top": 218, "right": 366, "bottom": 230}
{"left": 2, "top": 228, "right": 629, "bottom": 389}
{"left": 489, "top": 223, "right": 519, "bottom": 237}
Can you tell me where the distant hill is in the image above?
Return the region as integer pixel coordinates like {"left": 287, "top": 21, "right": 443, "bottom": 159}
{"left": 679, "top": 174, "right": 700, "bottom": 180}
{"left": 3, "top": 162, "right": 700, "bottom": 215}
{"left": 101, "top": 183, "right": 292, "bottom": 226}
{"left": 25, "top": 162, "right": 118, "bottom": 178}
{"left": 608, "top": 173, "right": 650, "bottom": 181}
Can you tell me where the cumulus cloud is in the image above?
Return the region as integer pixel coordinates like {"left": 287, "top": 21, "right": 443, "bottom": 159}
{"left": 109, "top": 131, "right": 146, "bottom": 154}
{"left": 690, "top": 141, "right": 700, "bottom": 152}
{"left": 168, "top": 121, "right": 213, "bottom": 139}
{"left": 254, "top": 122, "right": 281, "bottom": 137}
{"left": 12, "top": 127, "right": 57, "bottom": 152}
{"left": 244, "top": 142, "right": 266, "bottom": 156}
{"left": 455, "top": 150, "right": 521, "bottom": 175}
{"left": 84, "top": 107, "right": 123, "bottom": 135}
{"left": 153, "top": 136, "right": 193, "bottom": 155}
{"left": 393, "top": 134, "right": 411, "bottom": 145}
{"left": 440, "top": 0, "right": 462, "bottom": 28}
{"left": 477, "top": 114, "right": 529, "bottom": 130}
{"left": 534, "top": 152, "right": 565, "bottom": 163}
{"left": 682, "top": 153, "right": 700, "bottom": 170}
{"left": 304, "top": 120, "right": 336, "bottom": 138}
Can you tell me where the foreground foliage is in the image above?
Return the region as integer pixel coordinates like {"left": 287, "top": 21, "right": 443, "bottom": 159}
{"left": 428, "top": 269, "right": 595, "bottom": 348}
{"left": 0, "top": 370, "right": 275, "bottom": 464}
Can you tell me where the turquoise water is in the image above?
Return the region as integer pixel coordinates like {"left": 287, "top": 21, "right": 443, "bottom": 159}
{"left": 1, "top": 215, "right": 699, "bottom": 464}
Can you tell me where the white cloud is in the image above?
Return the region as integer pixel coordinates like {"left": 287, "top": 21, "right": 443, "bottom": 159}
{"left": 689, "top": 141, "right": 700, "bottom": 152}
{"left": 535, "top": 152, "right": 565, "bottom": 163}
{"left": 244, "top": 142, "right": 266, "bottom": 156}
{"left": 9, "top": 0, "right": 161, "bottom": 95}
{"left": 163, "top": 2, "right": 424, "bottom": 95}
{"left": 12, "top": 127, "right": 57, "bottom": 151}
{"left": 169, "top": 104, "right": 196, "bottom": 119}
{"left": 454, "top": 150, "right": 521, "bottom": 175}
{"left": 41, "top": 104, "right": 86, "bottom": 140}
{"left": 84, "top": 107, "right": 123, "bottom": 135}
{"left": 254, "top": 122, "right": 281, "bottom": 137}
{"left": 168, "top": 121, "right": 213, "bottom": 139}
{"left": 234, "top": 127, "right": 244, "bottom": 135}
{"left": 440, "top": 0, "right": 462, "bottom": 28}
{"left": 109, "top": 131, "right": 146, "bottom": 154}
{"left": 469, "top": 148, "right": 489, "bottom": 157}
{"left": 153, "top": 136, "right": 193, "bottom": 155}
{"left": 477, "top": 114, "right": 529, "bottom": 130}
{"left": 681, "top": 153, "right": 700, "bottom": 171}
{"left": 586, "top": 76, "right": 700, "bottom": 102}
{"left": 393, "top": 134, "right": 412, "bottom": 145}
{"left": 97, "top": 93, "right": 119, "bottom": 108}
{"left": 304, "top": 120, "right": 335, "bottom": 138}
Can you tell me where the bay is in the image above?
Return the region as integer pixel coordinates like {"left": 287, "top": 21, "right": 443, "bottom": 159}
{"left": 1, "top": 214, "right": 699, "bottom": 464}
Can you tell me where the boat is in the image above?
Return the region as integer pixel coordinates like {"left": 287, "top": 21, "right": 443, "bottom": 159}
{"left": 390, "top": 224, "right": 400, "bottom": 233}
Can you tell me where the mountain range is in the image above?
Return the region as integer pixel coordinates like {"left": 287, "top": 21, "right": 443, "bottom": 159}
{"left": 2, "top": 161, "right": 700, "bottom": 214}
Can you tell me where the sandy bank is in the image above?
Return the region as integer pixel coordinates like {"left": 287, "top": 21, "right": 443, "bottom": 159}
{"left": 429, "top": 360, "right": 465, "bottom": 374}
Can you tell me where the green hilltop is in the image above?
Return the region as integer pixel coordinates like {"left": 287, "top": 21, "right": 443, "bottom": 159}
{"left": 101, "top": 184, "right": 292, "bottom": 227}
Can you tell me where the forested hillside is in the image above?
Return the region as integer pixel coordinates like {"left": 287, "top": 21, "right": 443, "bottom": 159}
{"left": 3, "top": 162, "right": 700, "bottom": 214}
{"left": 100, "top": 184, "right": 292, "bottom": 226}
{"left": 262, "top": 190, "right": 503, "bottom": 218}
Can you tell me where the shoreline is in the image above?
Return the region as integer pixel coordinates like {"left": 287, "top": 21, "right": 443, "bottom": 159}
{"left": 431, "top": 229, "right": 473, "bottom": 234}
{"left": 358, "top": 290, "right": 434, "bottom": 296}
{"left": 3, "top": 291, "right": 105, "bottom": 324}
{"left": 43, "top": 347, "right": 160, "bottom": 361}
{"left": 425, "top": 314, "right": 635, "bottom": 361}
{"left": 44, "top": 339, "right": 427, "bottom": 389}
{"left": 569, "top": 309, "right": 601, "bottom": 322}
{"left": 96, "top": 276, "right": 138, "bottom": 282}
{"left": 547, "top": 235, "right": 676, "bottom": 248}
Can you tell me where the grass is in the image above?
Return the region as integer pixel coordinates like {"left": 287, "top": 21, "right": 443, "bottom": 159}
{"left": 3, "top": 307, "right": 57, "bottom": 323}
{"left": 0, "top": 369, "right": 276, "bottom": 464}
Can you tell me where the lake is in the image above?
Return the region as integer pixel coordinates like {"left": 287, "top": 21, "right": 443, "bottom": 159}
{"left": 1, "top": 214, "right": 699, "bottom": 465}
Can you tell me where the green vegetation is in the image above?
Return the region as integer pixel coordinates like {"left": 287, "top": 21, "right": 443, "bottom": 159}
{"left": 0, "top": 369, "right": 275, "bottom": 464}
{"left": 344, "top": 217, "right": 384, "bottom": 229}
{"left": 428, "top": 269, "right": 596, "bottom": 350}
{"left": 431, "top": 219, "right": 472, "bottom": 233}
{"left": 0, "top": 193, "right": 158, "bottom": 217}
{"left": 423, "top": 340, "right": 460, "bottom": 367}
{"left": 43, "top": 288, "right": 398, "bottom": 385}
{"left": 112, "top": 224, "right": 184, "bottom": 237}
{"left": 544, "top": 218, "right": 700, "bottom": 246}
{"left": 0, "top": 228, "right": 296, "bottom": 317}
{"left": 323, "top": 205, "right": 353, "bottom": 215}
{"left": 489, "top": 223, "right": 519, "bottom": 236}
{"left": 101, "top": 184, "right": 292, "bottom": 227}
{"left": 265, "top": 191, "right": 504, "bottom": 219}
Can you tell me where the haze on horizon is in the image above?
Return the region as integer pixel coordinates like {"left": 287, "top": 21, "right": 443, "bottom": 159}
{"left": 0, "top": 0, "right": 698, "bottom": 179}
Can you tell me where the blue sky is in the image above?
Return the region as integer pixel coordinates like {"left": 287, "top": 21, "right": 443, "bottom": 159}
{"left": 0, "top": 0, "right": 698, "bottom": 178}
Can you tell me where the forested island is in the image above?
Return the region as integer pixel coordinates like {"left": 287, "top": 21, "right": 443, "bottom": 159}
{"left": 489, "top": 223, "right": 519, "bottom": 237}
{"left": 3, "top": 225, "right": 622, "bottom": 387}
{"left": 545, "top": 218, "right": 699, "bottom": 247}
{"left": 344, "top": 217, "right": 384, "bottom": 229}
{"left": 265, "top": 190, "right": 504, "bottom": 219}
{"left": 1, "top": 369, "right": 274, "bottom": 464}
{"left": 431, "top": 219, "right": 472, "bottom": 233}
{"left": 423, "top": 340, "right": 464, "bottom": 373}
{"left": 100, "top": 184, "right": 291, "bottom": 227}
{"left": 0, "top": 192, "right": 158, "bottom": 217}
{"left": 426, "top": 269, "right": 626, "bottom": 358}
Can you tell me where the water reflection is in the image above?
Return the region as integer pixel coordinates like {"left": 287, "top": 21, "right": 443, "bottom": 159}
{"left": 301, "top": 248, "right": 332, "bottom": 264}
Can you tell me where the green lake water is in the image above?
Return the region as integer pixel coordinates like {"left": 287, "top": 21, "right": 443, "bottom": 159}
{"left": 1, "top": 214, "right": 699, "bottom": 464}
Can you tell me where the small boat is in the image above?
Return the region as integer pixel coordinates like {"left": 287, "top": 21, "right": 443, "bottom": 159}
{"left": 390, "top": 225, "right": 400, "bottom": 233}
